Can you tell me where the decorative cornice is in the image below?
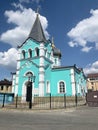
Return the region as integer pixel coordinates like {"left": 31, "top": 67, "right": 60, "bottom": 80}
{"left": 18, "top": 60, "right": 39, "bottom": 70}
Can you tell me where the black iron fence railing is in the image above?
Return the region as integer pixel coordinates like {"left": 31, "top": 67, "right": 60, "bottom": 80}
{"left": 0, "top": 93, "right": 86, "bottom": 110}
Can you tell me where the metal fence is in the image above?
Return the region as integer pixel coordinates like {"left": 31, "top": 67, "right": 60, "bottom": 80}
{"left": 0, "top": 94, "right": 86, "bottom": 110}
{"left": 86, "top": 91, "right": 98, "bottom": 107}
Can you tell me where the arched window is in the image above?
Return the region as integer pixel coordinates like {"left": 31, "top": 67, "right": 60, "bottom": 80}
{"left": 35, "top": 47, "right": 39, "bottom": 56}
{"left": 28, "top": 49, "right": 32, "bottom": 58}
{"left": 22, "top": 50, "right": 25, "bottom": 59}
{"left": 59, "top": 81, "right": 65, "bottom": 93}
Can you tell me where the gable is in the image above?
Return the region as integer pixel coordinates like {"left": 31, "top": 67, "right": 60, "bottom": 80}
{"left": 20, "top": 39, "right": 40, "bottom": 50}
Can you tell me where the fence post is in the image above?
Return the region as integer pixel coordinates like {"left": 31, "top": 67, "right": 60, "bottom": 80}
{"left": 64, "top": 94, "right": 66, "bottom": 108}
{"left": 2, "top": 93, "right": 5, "bottom": 108}
{"left": 15, "top": 94, "right": 18, "bottom": 108}
{"left": 50, "top": 93, "right": 51, "bottom": 109}
{"left": 75, "top": 94, "right": 77, "bottom": 107}
{"left": 86, "top": 93, "right": 87, "bottom": 105}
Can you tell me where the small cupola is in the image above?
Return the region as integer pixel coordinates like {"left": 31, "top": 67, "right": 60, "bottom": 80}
{"left": 51, "top": 37, "right": 61, "bottom": 58}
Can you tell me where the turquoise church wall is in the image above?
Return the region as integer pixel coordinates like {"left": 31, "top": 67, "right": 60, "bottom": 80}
{"left": 13, "top": 40, "right": 87, "bottom": 97}
{"left": 17, "top": 39, "right": 41, "bottom": 96}
{"left": 18, "top": 63, "right": 39, "bottom": 96}
{"left": 50, "top": 68, "right": 72, "bottom": 96}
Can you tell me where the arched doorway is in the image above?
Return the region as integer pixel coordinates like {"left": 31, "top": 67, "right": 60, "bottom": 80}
{"left": 21, "top": 71, "right": 34, "bottom": 103}
{"left": 21, "top": 81, "right": 29, "bottom": 103}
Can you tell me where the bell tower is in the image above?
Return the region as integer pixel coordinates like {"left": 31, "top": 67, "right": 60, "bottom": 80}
{"left": 28, "top": 13, "right": 47, "bottom": 96}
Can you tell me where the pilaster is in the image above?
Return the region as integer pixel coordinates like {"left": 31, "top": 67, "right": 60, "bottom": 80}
{"left": 39, "top": 43, "right": 45, "bottom": 96}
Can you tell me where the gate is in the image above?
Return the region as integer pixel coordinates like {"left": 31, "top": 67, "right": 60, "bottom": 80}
{"left": 87, "top": 91, "right": 98, "bottom": 107}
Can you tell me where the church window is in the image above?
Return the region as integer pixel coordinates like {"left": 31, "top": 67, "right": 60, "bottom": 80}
{"left": 35, "top": 47, "right": 39, "bottom": 56}
{"left": 59, "top": 81, "right": 65, "bottom": 93}
{"left": 45, "top": 49, "right": 47, "bottom": 57}
{"left": 28, "top": 49, "right": 32, "bottom": 58}
{"left": 55, "top": 58, "right": 57, "bottom": 64}
{"left": 22, "top": 50, "right": 25, "bottom": 59}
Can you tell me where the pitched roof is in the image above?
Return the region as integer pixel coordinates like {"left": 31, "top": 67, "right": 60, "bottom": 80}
{"left": 28, "top": 14, "right": 47, "bottom": 43}
{"left": 0, "top": 79, "right": 12, "bottom": 86}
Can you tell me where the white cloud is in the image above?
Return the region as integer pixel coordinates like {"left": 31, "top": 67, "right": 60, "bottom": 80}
{"left": 67, "top": 9, "right": 98, "bottom": 52}
{"left": 84, "top": 61, "right": 98, "bottom": 75}
{"left": 0, "top": 4, "right": 49, "bottom": 48}
{"left": 81, "top": 46, "right": 93, "bottom": 53}
{"left": 0, "top": 48, "right": 18, "bottom": 71}
{"left": 12, "top": 3, "right": 24, "bottom": 10}
{"left": 68, "top": 41, "right": 78, "bottom": 47}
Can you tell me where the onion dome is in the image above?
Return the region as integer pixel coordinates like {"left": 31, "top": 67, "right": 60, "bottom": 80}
{"left": 53, "top": 47, "right": 61, "bottom": 58}
{"left": 51, "top": 37, "right": 61, "bottom": 58}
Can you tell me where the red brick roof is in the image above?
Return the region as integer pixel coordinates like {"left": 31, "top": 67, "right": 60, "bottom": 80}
{"left": 87, "top": 73, "right": 98, "bottom": 78}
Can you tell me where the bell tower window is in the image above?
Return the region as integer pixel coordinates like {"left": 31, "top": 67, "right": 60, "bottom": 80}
{"left": 35, "top": 47, "right": 39, "bottom": 56}
{"left": 22, "top": 50, "right": 25, "bottom": 59}
{"left": 28, "top": 49, "right": 32, "bottom": 58}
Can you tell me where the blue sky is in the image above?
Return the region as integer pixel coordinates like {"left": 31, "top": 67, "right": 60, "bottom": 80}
{"left": 0, "top": 0, "right": 98, "bottom": 80}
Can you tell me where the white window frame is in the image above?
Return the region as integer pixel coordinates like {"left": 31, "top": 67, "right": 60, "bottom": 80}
{"left": 58, "top": 80, "right": 66, "bottom": 94}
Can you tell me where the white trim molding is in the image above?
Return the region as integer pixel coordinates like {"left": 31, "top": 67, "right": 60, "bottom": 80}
{"left": 70, "top": 69, "right": 75, "bottom": 96}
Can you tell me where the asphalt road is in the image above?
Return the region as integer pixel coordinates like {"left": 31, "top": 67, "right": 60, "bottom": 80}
{"left": 0, "top": 106, "right": 98, "bottom": 130}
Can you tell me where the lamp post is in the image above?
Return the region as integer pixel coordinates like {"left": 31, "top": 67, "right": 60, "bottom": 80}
{"left": 74, "top": 65, "right": 77, "bottom": 107}
{"left": 26, "top": 72, "right": 35, "bottom": 109}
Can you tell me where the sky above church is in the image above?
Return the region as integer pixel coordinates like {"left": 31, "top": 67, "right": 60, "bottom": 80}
{"left": 0, "top": 0, "right": 98, "bottom": 80}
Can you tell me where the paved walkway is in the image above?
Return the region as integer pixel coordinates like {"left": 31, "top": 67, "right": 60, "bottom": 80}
{"left": 0, "top": 106, "right": 98, "bottom": 130}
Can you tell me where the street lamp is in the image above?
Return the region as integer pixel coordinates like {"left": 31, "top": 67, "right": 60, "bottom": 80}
{"left": 26, "top": 72, "right": 36, "bottom": 109}
{"left": 74, "top": 65, "right": 77, "bottom": 107}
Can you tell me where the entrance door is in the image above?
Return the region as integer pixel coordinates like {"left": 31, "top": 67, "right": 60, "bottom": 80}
{"left": 26, "top": 81, "right": 32, "bottom": 102}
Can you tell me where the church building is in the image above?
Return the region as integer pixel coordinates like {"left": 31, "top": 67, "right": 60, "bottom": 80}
{"left": 12, "top": 13, "right": 87, "bottom": 101}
